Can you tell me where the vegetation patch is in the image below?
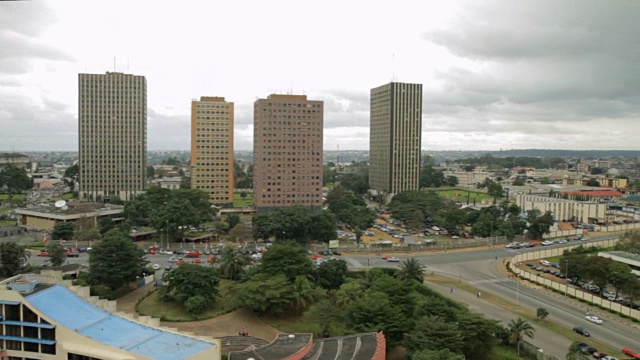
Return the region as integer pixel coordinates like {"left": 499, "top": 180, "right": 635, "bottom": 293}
{"left": 436, "top": 189, "right": 492, "bottom": 202}
{"left": 233, "top": 192, "right": 253, "bottom": 207}
{"left": 137, "top": 279, "right": 237, "bottom": 321}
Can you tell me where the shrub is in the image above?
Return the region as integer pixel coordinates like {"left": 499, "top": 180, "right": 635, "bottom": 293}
{"left": 184, "top": 295, "right": 207, "bottom": 315}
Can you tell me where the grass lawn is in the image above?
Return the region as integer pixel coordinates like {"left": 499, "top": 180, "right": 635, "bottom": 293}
{"left": 436, "top": 189, "right": 492, "bottom": 203}
{"left": 0, "top": 220, "right": 17, "bottom": 226}
{"left": 0, "top": 193, "right": 26, "bottom": 200}
{"left": 265, "top": 312, "right": 321, "bottom": 335}
{"left": 91, "top": 284, "right": 137, "bottom": 300}
{"left": 233, "top": 192, "right": 253, "bottom": 207}
{"left": 137, "top": 279, "right": 237, "bottom": 321}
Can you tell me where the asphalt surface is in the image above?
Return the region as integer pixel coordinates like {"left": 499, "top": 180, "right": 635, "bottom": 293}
{"left": 344, "top": 235, "right": 640, "bottom": 359}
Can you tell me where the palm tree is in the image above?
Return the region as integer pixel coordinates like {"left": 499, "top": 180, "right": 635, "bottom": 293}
{"left": 291, "top": 276, "right": 315, "bottom": 311}
{"left": 218, "top": 247, "right": 248, "bottom": 280}
{"left": 507, "top": 318, "right": 535, "bottom": 356}
{"left": 566, "top": 341, "right": 589, "bottom": 360}
{"left": 396, "top": 257, "right": 426, "bottom": 282}
{"left": 358, "top": 269, "right": 383, "bottom": 289}
{"left": 335, "top": 280, "right": 362, "bottom": 307}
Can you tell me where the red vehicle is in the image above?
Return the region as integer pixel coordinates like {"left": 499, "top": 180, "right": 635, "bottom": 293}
{"left": 622, "top": 348, "right": 640, "bottom": 359}
{"left": 176, "top": 260, "right": 186, "bottom": 266}
{"left": 66, "top": 249, "right": 80, "bottom": 257}
{"left": 37, "top": 251, "right": 49, "bottom": 257}
{"left": 185, "top": 251, "right": 200, "bottom": 258}
{"left": 191, "top": 258, "right": 204, "bottom": 264}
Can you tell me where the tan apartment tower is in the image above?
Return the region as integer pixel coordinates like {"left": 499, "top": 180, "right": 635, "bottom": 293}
{"left": 253, "top": 94, "right": 323, "bottom": 212}
{"left": 190, "top": 96, "right": 234, "bottom": 205}
{"left": 369, "top": 82, "right": 422, "bottom": 197}
{"left": 78, "top": 72, "right": 147, "bottom": 201}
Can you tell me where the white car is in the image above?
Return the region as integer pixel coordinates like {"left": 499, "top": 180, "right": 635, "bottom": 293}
{"left": 540, "top": 260, "right": 551, "bottom": 266}
{"left": 602, "top": 356, "right": 619, "bottom": 360}
{"left": 585, "top": 315, "right": 603, "bottom": 324}
{"left": 541, "top": 240, "right": 553, "bottom": 246}
{"left": 387, "top": 257, "right": 400, "bottom": 263}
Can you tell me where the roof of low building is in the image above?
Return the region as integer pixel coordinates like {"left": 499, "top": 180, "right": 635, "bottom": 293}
{"left": 27, "top": 285, "right": 215, "bottom": 360}
{"left": 560, "top": 190, "right": 624, "bottom": 197}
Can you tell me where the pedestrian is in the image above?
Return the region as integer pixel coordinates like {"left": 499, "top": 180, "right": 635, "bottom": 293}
{"left": 450, "top": 288, "right": 454, "bottom": 293}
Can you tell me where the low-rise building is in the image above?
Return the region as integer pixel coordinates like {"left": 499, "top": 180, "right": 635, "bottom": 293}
{"left": 0, "top": 152, "right": 30, "bottom": 169}
{"left": 14, "top": 201, "right": 124, "bottom": 232}
{"left": 513, "top": 193, "right": 607, "bottom": 223}
{"left": 0, "top": 274, "right": 220, "bottom": 359}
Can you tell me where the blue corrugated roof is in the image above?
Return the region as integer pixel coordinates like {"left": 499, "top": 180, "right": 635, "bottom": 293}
{"left": 0, "top": 335, "right": 56, "bottom": 345}
{"left": 0, "top": 320, "right": 55, "bottom": 329}
{"left": 27, "top": 285, "right": 214, "bottom": 359}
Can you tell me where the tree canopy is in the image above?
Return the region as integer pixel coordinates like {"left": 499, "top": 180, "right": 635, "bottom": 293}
{"left": 258, "top": 242, "right": 315, "bottom": 282}
{"left": 0, "top": 242, "right": 30, "bottom": 277}
{"left": 252, "top": 206, "right": 337, "bottom": 243}
{"left": 165, "top": 264, "right": 220, "bottom": 313}
{"left": 0, "top": 165, "right": 32, "bottom": 194}
{"left": 88, "top": 229, "right": 145, "bottom": 290}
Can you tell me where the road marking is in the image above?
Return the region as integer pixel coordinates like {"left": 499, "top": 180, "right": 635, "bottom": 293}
{"left": 343, "top": 257, "right": 365, "bottom": 267}
{"left": 468, "top": 278, "right": 512, "bottom": 284}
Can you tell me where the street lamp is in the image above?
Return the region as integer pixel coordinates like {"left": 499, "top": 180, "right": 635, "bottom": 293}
{"left": 564, "top": 260, "right": 570, "bottom": 296}
{"left": 178, "top": 225, "right": 186, "bottom": 248}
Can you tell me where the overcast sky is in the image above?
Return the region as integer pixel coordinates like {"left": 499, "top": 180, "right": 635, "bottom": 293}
{"left": 1, "top": 0, "right": 639, "bottom": 152}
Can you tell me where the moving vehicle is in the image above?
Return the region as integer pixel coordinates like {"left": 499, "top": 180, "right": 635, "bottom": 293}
{"left": 585, "top": 315, "right": 603, "bottom": 325}
{"left": 622, "top": 348, "right": 640, "bottom": 359}
{"left": 573, "top": 326, "right": 590, "bottom": 337}
{"left": 37, "top": 251, "right": 49, "bottom": 257}
{"left": 387, "top": 257, "right": 400, "bottom": 262}
{"left": 185, "top": 251, "right": 200, "bottom": 258}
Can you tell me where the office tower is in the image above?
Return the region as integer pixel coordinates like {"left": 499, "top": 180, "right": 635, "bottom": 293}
{"left": 190, "top": 96, "right": 234, "bottom": 205}
{"left": 369, "top": 82, "right": 422, "bottom": 196}
{"left": 253, "top": 94, "right": 323, "bottom": 212}
{"left": 78, "top": 72, "right": 147, "bottom": 201}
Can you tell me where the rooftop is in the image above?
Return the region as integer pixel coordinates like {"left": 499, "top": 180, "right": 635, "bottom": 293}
{"left": 15, "top": 201, "right": 124, "bottom": 217}
{"left": 27, "top": 285, "right": 215, "bottom": 360}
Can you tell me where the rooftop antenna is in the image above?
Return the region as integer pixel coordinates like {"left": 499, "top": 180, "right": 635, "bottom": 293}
{"left": 113, "top": 56, "right": 116, "bottom": 72}
{"left": 127, "top": 57, "right": 130, "bottom": 72}
{"left": 392, "top": 53, "right": 396, "bottom": 82}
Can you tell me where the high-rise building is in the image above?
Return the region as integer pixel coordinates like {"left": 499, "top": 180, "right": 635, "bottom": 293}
{"left": 253, "top": 94, "right": 323, "bottom": 212}
{"left": 190, "top": 96, "right": 234, "bottom": 205}
{"left": 369, "top": 82, "right": 422, "bottom": 196}
{"left": 78, "top": 72, "right": 147, "bottom": 201}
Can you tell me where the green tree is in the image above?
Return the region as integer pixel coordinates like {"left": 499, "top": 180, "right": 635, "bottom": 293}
{"left": 291, "top": 275, "right": 316, "bottom": 312}
{"left": 88, "top": 229, "right": 144, "bottom": 290}
{"left": 411, "top": 349, "right": 465, "bottom": 360}
{"left": 316, "top": 259, "right": 348, "bottom": 291}
{"left": 339, "top": 172, "right": 369, "bottom": 194}
{"left": 98, "top": 217, "right": 116, "bottom": 235}
{"left": 444, "top": 176, "right": 459, "bottom": 187}
{"left": 487, "top": 181, "right": 504, "bottom": 199}
{"left": 420, "top": 166, "right": 446, "bottom": 188}
{"left": 405, "top": 315, "right": 463, "bottom": 355}
{"left": 310, "top": 210, "right": 338, "bottom": 243}
{"left": 343, "top": 291, "right": 407, "bottom": 346}
{"left": 259, "top": 242, "right": 314, "bottom": 282}
{"left": 184, "top": 295, "right": 207, "bottom": 314}
{"left": 180, "top": 176, "right": 191, "bottom": 189}
{"left": 219, "top": 247, "right": 248, "bottom": 280}
{"left": 48, "top": 243, "right": 67, "bottom": 267}
{"left": 228, "top": 223, "right": 250, "bottom": 243}
{"left": 63, "top": 164, "right": 79, "bottom": 192}
{"left": 409, "top": 210, "right": 425, "bottom": 229}
{"left": 614, "top": 231, "right": 640, "bottom": 254}
{"left": 0, "top": 165, "right": 33, "bottom": 195}
{"left": 308, "top": 299, "right": 341, "bottom": 338}
{"left": 388, "top": 190, "right": 446, "bottom": 224}
{"left": 536, "top": 307, "right": 549, "bottom": 321}
{"left": 456, "top": 311, "right": 500, "bottom": 358}
{"left": 165, "top": 264, "right": 220, "bottom": 302}
{"left": 526, "top": 209, "right": 554, "bottom": 239}
{"left": 232, "top": 273, "right": 294, "bottom": 313}
{"left": 0, "top": 242, "right": 30, "bottom": 277}
{"left": 51, "top": 222, "right": 75, "bottom": 240}
{"left": 507, "top": 318, "right": 535, "bottom": 356}
{"left": 335, "top": 280, "right": 363, "bottom": 307}
{"left": 226, "top": 213, "right": 240, "bottom": 230}
{"left": 586, "top": 179, "right": 600, "bottom": 187}
{"left": 252, "top": 206, "right": 335, "bottom": 243}
{"left": 396, "top": 257, "right": 426, "bottom": 282}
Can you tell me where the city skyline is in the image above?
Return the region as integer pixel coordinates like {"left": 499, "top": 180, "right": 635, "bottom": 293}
{"left": 1, "top": 1, "right": 639, "bottom": 152}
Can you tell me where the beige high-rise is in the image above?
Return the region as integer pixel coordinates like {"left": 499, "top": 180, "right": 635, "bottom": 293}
{"left": 369, "top": 82, "right": 422, "bottom": 196}
{"left": 190, "top": 97, "right": 234, "bottom": 205}
{"left": 253, "top": 94, "right": 323, "bottom": 212}
{"left": 78, "top": 72, "right": 147, "bottom": 201}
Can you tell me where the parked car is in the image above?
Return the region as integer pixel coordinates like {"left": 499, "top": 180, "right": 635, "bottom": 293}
{"left": 573, "top": 326, "right": 590, "bottom": 337}
{"left": 168, "top": 256, "right": 180, "bottom": 263}
{"left": 191, "top": 258, "right": 204, "bottom": 264}
{"left": 37, "top": 251, "right": 49, "bottom": 257}
{"left": 601, "top": 356, "right": 619, "bottom": 360}
{"left": 332, "top": 251, "right": 341, "bottom": 256}
{"left": 541, "top": 240, "right": 553, "bottom": 246}
{"left": 585, "top": 316, "right": 603, "bottom": 325}
{"left": 66, "top": 249, "right": 80, "bottom": 257}
{"left": 540, "top": 260, "right": 551, "bottom": 266}
{"left": 591, "top": 352, "right": 608, "bottom": 359}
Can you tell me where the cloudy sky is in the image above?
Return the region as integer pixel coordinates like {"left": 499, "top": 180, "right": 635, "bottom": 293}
{"left": 1, "top": 0, "right": 639, "bottom": 152}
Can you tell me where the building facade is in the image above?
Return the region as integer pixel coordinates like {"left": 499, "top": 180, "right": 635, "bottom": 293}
{"left": 0, "top": 153, "right": 30, "bottom": 169}
{"left": 513, "top": 193, "right": 608, "bottom": 223}
{"left": 78, "top": 72, "right": 147, "bottom": 201}
{"left": 369, "top": 82, "right": 422, "bottom": 196}
{"left": 253, "top": 94, "right": 323, "bottom": 212}
{"left": 190, "top": 97, "right": 234, "bottom": 205}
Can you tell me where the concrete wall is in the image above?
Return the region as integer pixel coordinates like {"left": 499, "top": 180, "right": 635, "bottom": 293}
{"left": 508, "top": 238, "right": 640, "bottom": 320}
{"left": 594, "top": 223, "right": 640, "bottom": 232}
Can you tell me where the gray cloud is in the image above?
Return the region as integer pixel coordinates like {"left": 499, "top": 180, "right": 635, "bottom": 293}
{"left": 420, "top": 0, "right": 640, "bottom": 150}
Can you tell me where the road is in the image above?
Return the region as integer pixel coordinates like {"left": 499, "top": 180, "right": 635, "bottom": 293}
{"left": 344, "top": 236, "right": 640, "bottom": 359}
